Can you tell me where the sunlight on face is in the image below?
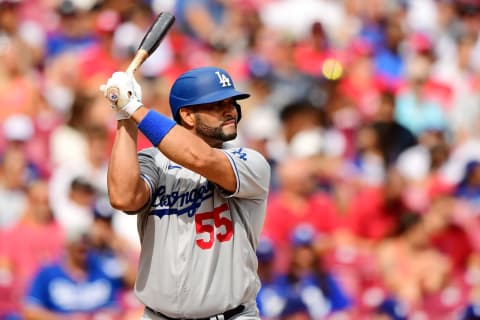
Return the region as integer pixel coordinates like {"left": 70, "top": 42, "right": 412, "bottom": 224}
{"left": 192, "top": 98, "right": 239, "bottom": 144}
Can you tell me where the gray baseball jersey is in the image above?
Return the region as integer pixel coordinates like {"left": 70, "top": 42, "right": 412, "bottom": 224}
{"left": 130, "top": 144, "right": 271, "bottom": 318}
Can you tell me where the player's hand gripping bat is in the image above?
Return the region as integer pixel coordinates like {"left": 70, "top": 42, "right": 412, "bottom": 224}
{"left": 107, "top": 11, "right": 175, "bottom": 104}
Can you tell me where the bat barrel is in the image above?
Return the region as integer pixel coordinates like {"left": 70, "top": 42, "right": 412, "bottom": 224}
{"left": 139, "top": 12, "right": 176, "bottom": 56}
{"left": 105, "top": 12, "right": 175, "bottom": 106}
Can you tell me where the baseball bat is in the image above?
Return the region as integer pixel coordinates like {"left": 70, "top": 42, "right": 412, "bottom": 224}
{"left": 107, "top": 11, "right": 176, "bottom": 104}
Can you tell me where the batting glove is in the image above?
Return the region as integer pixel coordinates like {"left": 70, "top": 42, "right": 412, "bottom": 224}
{"left": 100, "top": 72, "right": 143, "bottom": 120}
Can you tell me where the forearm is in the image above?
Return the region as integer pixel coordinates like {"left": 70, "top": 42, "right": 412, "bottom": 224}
{"left": 108, "top": 119, "right": 149, "bottom": 211}
{"left": 160, "top": 126, "right": 233, "bottom": 180}
{"left": 131, "top": 107, "right": 236, "bottom": 192}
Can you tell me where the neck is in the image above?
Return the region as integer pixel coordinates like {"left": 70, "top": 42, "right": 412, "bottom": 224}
{"left": 65, "top": 254, "right": 88, "bottom": 281}
{"left": 197, "top": 133, "right": 222, "bottom": 148}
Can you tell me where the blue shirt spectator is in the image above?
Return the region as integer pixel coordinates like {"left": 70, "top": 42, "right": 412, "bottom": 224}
{"left": 454, "top": 160, "right": 480, "bottom": 207}
{"left": 256, "top": 236, "right": 290, "bottom": 319}
{"left": 22, "top": 225, "right": 129, "bottom": 319}
{"left": 24, "top": 253, "right": 123, "bottom": 314}
{"left": 282, "top": 225, "right": 352, "bottom": 319}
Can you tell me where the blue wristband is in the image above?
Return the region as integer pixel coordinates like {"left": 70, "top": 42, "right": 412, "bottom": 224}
{"left": 138, "top": 110, "right": 176, "bottom": 146}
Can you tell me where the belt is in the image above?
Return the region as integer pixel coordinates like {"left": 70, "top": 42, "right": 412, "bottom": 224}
{"left": 145, "top": 305, "right": 245, "bottom": 320}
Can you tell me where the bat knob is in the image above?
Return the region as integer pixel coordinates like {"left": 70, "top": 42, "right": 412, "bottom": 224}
{"left": 109, "top": 93, "right": 118, "bottom": 102}
{"left": 106, "top": 87, "right": 119, "bottom": 104}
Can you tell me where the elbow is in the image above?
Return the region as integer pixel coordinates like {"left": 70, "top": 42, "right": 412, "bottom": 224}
{"left": 109, "top": 196, "right": 129, "bottom": 211}
{"left": 107, "top": 177, "right": 148, "bottom": 212}
{"left": 108, "top": 190, "right": 141, "bottom": 212}
{"left": 109, "top": 194, "right": 130, "bottom": 211}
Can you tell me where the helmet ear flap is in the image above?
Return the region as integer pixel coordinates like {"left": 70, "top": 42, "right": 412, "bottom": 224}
{"left": 234, "top": 101, "right": 242, "bottom": 123}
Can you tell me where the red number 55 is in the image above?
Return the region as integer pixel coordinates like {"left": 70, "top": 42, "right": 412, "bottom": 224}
{"left": 195, "top": 203, "right": 233, "bottom": 249}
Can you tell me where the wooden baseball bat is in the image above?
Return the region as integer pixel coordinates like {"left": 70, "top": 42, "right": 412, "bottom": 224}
{"left": 107, "top": 11, "right": 176, "bottom": 104}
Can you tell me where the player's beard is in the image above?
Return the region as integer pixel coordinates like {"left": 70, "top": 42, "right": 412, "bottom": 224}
{"left": 194, "top": 114, "right": 237, "bottom": 144}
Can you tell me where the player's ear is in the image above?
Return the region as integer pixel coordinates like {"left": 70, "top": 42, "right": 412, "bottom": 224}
{"left": 179, "top": 108, "right": 195, "bottom": 128}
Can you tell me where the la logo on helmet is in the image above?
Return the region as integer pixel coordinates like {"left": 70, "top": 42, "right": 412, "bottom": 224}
{"left": 215, "top": 71, "right": 231, "bottom": 87}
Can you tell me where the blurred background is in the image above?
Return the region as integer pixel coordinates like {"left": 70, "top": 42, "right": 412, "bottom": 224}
{"left": 1, "top": 0, "right": 480, "bottom": 319}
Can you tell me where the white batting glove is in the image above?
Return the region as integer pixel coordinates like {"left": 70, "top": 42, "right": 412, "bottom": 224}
{"left": 100, "top": 72, "right": 143, "bottom": 120}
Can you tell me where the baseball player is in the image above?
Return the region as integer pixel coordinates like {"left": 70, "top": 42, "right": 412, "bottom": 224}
{"left": 100, "top": 66, "right": 271, "bottom": 320}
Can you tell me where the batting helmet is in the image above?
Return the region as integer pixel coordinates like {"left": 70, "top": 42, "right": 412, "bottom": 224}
{"left": 169, "top": 66, "right": 250, "bottom": 123}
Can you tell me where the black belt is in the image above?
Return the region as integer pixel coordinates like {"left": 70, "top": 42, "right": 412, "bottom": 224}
{"left": 145, "top": 305, "right": 245, "bottom": 320}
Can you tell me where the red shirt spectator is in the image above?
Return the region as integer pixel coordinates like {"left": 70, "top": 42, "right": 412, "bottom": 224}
{"left": 347, "top": 186, "right": 405, "bottom": 240}
{"left": 77, "top": 9, "right": 124, "bottom": 93}
{"left": 431, "top": 224, "right": 472, "bottom": 273}
{"left": 264, "top": 190, "right": 341, "bottom": 247}
{"left": 0, "top": 179, "right": 64, "bottom": 317}
{"left": 4, "top": 218, "right": 64, "bottom": 308}
{"left": 262, "top": 157, "right": 343, "bottom": 272}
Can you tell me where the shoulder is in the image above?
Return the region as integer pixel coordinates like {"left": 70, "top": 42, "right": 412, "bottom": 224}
{"left": 138, "top": 147, "right": 170, "bottom": 166}
{"left": 138, "top": 146, "right": 161, "bottom": 157}
{"left": 33, "top": 262, "right": 63, "bottom": 279}
{"left": 222, "top": 146, "right": 270, "bottom": 167}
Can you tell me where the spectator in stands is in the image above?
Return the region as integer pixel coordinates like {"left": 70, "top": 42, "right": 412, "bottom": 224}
{"left": 0, "top": 0, "right": 45, "bottom": 67}
{"left": 278, "top": 295, "right": 311, "bottom": 320}
{"left": 0, "top": 146, "right": 32, "bottom": 229}
{"left": 460, "top": 303, "right": 480, "bottom": 320}
{"left": 174, "top": 0, "right": 240, "bottom": 50}
{"left": 1, "top": 114, "right": 41, "bottom": 182}
{"left": 423, "top": 197, "right": 473, "bottom": 274}
{"left": 49, "top": 94, "right": 93, "bottom": 167}
{"left": 348, "top": 123, "right": 386, "bottom": 187}
{"left": 345, "top": 168, "right": 409, "bottom": 241}
{"left": 282, "top": 225, "right": 352, "bottom": 319}
{"left": 276, "top": 100, "right": 326, "bottom": 159}
{"left": 372, "top": 91, "right": 417, "bottom": 166}
{"left": 267, "top": 39, "right": 316, "bottom": 109}
{"left": 371, "top": 15, "right": 406, "bottom": 90}
{"left": 49, "top": 118, "right": 111, "bottom": 229}
{"left": 0, "top": 37, "right": 42, "bottom": 122}
{"left": 22, "top": 224, "right": 133, "bottom": 319}
{"left": 431, "top": 32, "right": 480, "bottom": 145}
{"left": 77, "top": 8, "right": 123, "bottom": 95}
{"left": 263, "top": 156, "right": 342, "bottom": 271}
{"left": 90, "top": 197, "right": 139, "bottom": 317}
{"left": 293, "top": 21, "right": 336, "bottom": 78}
{"left": 337, "top": 38, "right": 383, "bottom": 122}
{"left": 394, "top": 55, "right": 448, "bottom": 136}
{"left": 50, "top": 175, "right": 97, "bottom": 233}
{"left": 0, "top": 0, "right": 21, "bottom": 38}
{"left": 241, "top": 106, "right": 282, "bottom": 191}
{"left": 90, "top": 198, "right": 137, "bottom": 287}
{"left": 0, "top": 179, "right": 64, "bottom": 319}
{"left": 45, "top": 0, "right": 97, "bottom": 59}
{"left": 395, "top": 127, "right": 453, "bottom": 212}
{"left": 454, "top": 160, "right": 480, "bottom": 209}
{"left": 256, "top": 236, "right": 289, "bottom": 320}
{"left": 376, "top": 212, "right": 451, "bottom": 314}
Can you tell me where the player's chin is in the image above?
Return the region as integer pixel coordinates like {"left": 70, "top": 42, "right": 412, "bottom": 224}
{"left": 222, "top": 129, "right": 238, "bottom": 141}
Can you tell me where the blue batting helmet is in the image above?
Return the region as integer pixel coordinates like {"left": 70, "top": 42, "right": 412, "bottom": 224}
{"left": 169, "top": 66, "right": 250, "bottom": 123}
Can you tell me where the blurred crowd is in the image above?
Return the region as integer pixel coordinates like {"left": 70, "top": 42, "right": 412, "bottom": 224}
{"left": 1, "top": 0, "right": 480, "bottom": 319}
